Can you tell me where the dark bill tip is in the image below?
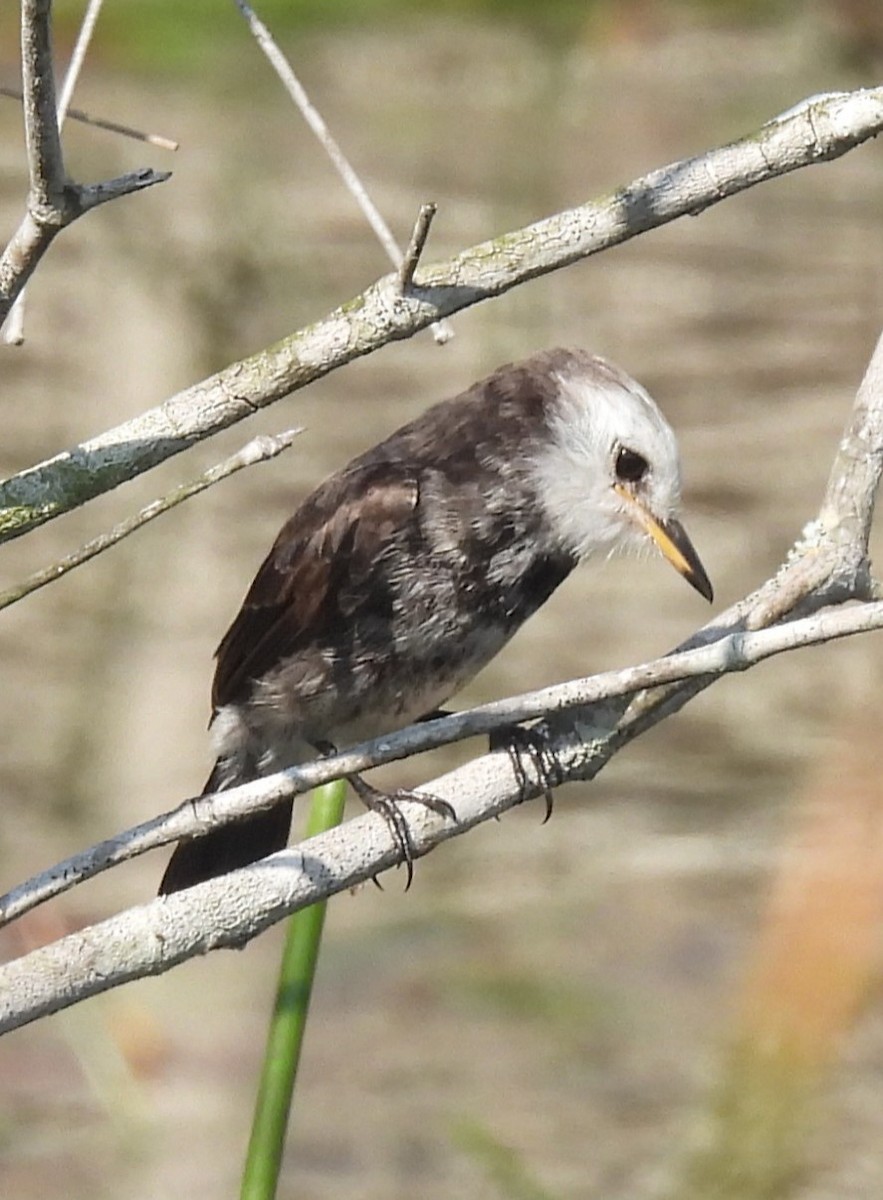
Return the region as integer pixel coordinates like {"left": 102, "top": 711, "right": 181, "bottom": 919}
{"left": 657, "top": 516, "right": 714, "bottom": 603}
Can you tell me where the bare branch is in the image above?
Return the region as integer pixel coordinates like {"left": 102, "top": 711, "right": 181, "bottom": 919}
{"left": 2, "top": 86, "right": 881, "bottom": 541}
{"left": 21, "top": 0, "right": 66, "bottom": 213}
{"left": 1, "top": 0, "right": 68, "bottom": 346}
{"left": 77, "top": 165, "right": 173, "bottom": 213}
{"left": 231, "top": 0, "right": 454, "bottom": 344}
{"left": 819, "top": 329, "right": 883, "bottom": 550}
{"left": 3, "top": 597, "right": 882, "bottom": 930}
{"left": 7, "top": 0, "right": 103, "bottom": 345}
{"left": 0, "top": 429, "right": 301, "bottom": 613}
{"left": 3, "top": 590, "right": 883, "bottom": 1033}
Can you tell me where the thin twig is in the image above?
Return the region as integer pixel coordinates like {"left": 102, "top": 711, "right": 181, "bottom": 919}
{"left": 56, "top": 0, "right": 105, "bottom": 124}
{"left": 0, "top": 86, "right": 179, "bottom": 150}
{"left": 398, "top": 202, "right": 438, "bottom": 292}
{"left": 0, "top": 429, "right": 301, "bottom": 614}
{"left": 231, "top": 0, "right": 453, "bottom": 345}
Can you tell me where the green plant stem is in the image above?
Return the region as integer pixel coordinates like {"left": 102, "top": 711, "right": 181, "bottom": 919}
{"left": 240, "top": 778, "right": 348, "bottom": 1200}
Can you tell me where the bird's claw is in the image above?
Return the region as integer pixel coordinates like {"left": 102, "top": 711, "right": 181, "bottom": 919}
{"left": 490, "top": 722, "right": 564, "bottom": 822}
{"left": 347, "top": 774, "right": 455, "bottom": 890}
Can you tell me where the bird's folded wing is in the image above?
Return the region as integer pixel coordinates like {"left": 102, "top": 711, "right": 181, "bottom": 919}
{"left": 211, "top": 461, "right": 420, "bottom": 710}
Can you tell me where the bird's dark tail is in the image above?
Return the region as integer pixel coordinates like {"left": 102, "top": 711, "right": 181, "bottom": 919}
{"left": 158, "top": 763, "right": 294, "bottom": 895}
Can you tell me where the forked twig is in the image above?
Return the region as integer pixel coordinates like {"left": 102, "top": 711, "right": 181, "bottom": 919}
{"left": 0, "top": 0, "right": 169, "bottom": 336}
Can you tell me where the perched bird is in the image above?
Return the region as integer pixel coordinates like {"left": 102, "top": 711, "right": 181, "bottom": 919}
{"left": 159, "top": 347, "right": 712, "bottom": 894}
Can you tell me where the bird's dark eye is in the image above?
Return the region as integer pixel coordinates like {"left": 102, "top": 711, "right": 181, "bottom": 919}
{"left": 615, "top": 446, "right": 649, "bottom": 484}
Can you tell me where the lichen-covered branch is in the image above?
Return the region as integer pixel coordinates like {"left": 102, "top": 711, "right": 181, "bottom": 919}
{"left": 2, "top": 87, "right": 881, "bottom": 541}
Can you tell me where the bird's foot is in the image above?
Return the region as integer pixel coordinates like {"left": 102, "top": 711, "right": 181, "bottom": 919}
{"left": 312, "top": 740, "right": 455, "bottom": 888}
{"left": 347, "top": 773, "right": 455, "bottom": 889}
{"left": 490, "top": 722, "right": 564, "bottom": 821}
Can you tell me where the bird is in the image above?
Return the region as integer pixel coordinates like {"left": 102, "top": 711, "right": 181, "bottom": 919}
{"left": 159, "top": 347, "right": 712, "bottom": 894}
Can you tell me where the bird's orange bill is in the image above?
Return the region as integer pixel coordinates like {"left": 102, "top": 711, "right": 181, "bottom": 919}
{"left": 614, "top": 483, "right": 713, "bottom": 602}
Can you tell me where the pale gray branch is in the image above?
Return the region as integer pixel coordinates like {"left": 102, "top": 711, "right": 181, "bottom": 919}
{"left": 3, "top": 594, "right": 883, "bottom": 1034}
{"left": 819, "top": 326, "right": 883, "bottom": 549}
{"left": 0, "top": 0, "right": 67, "bottom": 342}
{"left": 3, "top": 86, "right": 880, "bottom": 538}
{"left": 21, "top": 0, "right": 66, "bottom": 212}
{"left": 7, "top": 0, "right": 103, "bottom": 345}
{"left": 2, "top": 596, "right": 882, "bottom": 932}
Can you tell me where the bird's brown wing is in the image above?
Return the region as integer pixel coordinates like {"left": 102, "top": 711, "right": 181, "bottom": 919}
{"left": 211, "top": 461, "right": 420, "bottom": 710}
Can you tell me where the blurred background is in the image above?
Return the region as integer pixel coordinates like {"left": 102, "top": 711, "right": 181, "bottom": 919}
{"left": 2, "top": 2, "right": 883, "bottom": 1197}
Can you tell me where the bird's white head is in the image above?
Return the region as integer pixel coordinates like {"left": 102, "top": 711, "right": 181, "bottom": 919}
{"left": 530, "top": 351, "right": 712, "bottom": 601}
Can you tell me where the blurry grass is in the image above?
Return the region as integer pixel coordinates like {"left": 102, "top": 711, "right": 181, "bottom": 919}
{"left": 451, "top": 1115, "right": 562, "bottom": 1200}
{"left": 21, "top": 0, "right": 800, "bottom": 74}
{"left": 674, "top": 1038, "right": 812, "bottom": 1200}
{"left": 668, "top": 696, "right": 883, "bottom": 1200}
{"left": 445, "top": 967, "right": 610, "bottom": 1029}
